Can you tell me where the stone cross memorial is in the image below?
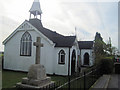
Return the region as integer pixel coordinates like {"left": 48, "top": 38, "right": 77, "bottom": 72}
{"left": 16, "top": 37, "right": 54, "bottom": 88}
{"left": 33, "top": 37, "right": 43, "bottom": 64}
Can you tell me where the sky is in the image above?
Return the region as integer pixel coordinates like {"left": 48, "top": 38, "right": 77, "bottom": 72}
{"left": 0, "top": 0, "right": 118, "bottom": 51}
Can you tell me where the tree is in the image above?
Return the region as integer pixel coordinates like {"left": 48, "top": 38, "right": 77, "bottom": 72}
{"left": 105, "top": 37, "right": 118, "bottom": 56}
{"left": 111, "top": 46, "right": 118, "bottom": 55}
{"left": 94, "top": 32, "right": 107, "bottom": 65}
{"left": 95, "top": 32, "right": 103, "bottom": 41}
{"left": 105, "top": 37, "right": 112, "bottom": 55}
{"left": 94, "top": 32, "right": 106, "bottom": 55}
{"left": 94, "top": 33, "right": 117, "bottom": 65}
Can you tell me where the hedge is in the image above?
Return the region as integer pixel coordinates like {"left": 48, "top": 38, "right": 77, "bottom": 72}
{"left": 99, "top": 58, "right": 114, "bottom": 74}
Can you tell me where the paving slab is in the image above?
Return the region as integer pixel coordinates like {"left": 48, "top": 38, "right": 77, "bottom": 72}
{"left": 91, "top": 74, "right": 120, "bottom": 89}
{"left": 0, "top": 71, "right": 2, "bottom": 90}
{"left": 0, "top": 57, "right": 2, "bottom": 90}
{"left": 119, "top": 75, "right": 120, "bottom": 89}
{"left": 107, "top": 74, "right": 120, "bottom": 89}
{"left": 92, "top": 75, "right": 110, "bottom": 88}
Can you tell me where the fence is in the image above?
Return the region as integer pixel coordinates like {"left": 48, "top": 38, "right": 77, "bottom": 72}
{"left": 55, "top": 66, "right": 102, "bottom": 90}
{"left": 14, "top": 66, "right": 102, "bottom": 90}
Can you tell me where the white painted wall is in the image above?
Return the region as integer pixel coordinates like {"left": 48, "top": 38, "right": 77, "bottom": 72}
{"left": 54, "top": 46, "right": 79, "bottom": 75}
{"left": 3, "top": 21, "right": 80, "bottom": 76}
{"left": 80, "top": 49, "right": 94, "bottom": 66}
{"left": 54, "top": 48, "right": 69, "bottom": 75}
{"left": 70, "top": 39, "right": 80, "bottom": 75}
{"left": 4, "top": 30, "right": 35, "bottom": 72}
{"left": 4, "top": 29, "right": 55, "bottom": 74}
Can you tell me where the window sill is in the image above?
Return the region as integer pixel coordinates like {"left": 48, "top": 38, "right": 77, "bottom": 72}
{"left": 58, "top": 63, "right": 65, "bottom": 65}
{"left": 20, "top": 55, "right": 31, "bottom": 57}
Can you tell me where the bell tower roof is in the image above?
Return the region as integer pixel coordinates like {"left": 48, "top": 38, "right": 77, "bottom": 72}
{"left": 29, "top": 0, "right": 42, "bottom": 19}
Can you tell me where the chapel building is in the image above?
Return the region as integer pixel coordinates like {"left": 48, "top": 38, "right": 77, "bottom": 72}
{"left": 3, "top": 0, "right": 95, "bottom": 75}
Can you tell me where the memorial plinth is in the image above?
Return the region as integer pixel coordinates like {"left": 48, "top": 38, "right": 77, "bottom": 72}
{"left": 16, "top": 37, "right": 54, "bottom": 88}
{"left": 16, "top": 64, "right": 54, "bottom": 88}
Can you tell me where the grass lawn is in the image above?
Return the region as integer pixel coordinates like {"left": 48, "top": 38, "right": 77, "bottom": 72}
{"left": 2, "top": 70, "right": 27, "bottom": 88}
{"left": 2, "top": 70, "right": 98, "bottom": 89}
{"left": 2, "top": 70, "right": 68, "bottom": 88}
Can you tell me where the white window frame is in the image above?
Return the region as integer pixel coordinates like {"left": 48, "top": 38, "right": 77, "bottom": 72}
{"left": 20, "top": 31, "right": 32, "bottom": 56}
{"left": 58, "top": 50, "right": 65, "bottom": 64}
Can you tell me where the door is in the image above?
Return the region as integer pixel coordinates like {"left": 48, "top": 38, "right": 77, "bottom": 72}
{"left": 84, "top": 53, "right": 89, "bottom": 65}
{"left": 71, "top": 50, "right": 76, "bottom": 75}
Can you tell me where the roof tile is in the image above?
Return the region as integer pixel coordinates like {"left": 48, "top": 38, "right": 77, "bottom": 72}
{"left": 78, "top": 41, "right": 94, "bottom": 49}
{"left": 28, "top": 19, "right": 76, "bottom": 47}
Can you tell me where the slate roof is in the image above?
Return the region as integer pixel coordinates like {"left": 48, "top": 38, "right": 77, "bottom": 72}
{"left": 28, "top": 18, "right": 76, "bottom": 47}
{"left": 78, "top": 41, "right": 94, "bottom": 49}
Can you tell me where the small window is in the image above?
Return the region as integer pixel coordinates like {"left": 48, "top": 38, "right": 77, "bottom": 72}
{"left": 58, "top": 50, "right": 65, "bottom": 64}
{"left": 20, "top": 31, "right": 32, "bottom": 56}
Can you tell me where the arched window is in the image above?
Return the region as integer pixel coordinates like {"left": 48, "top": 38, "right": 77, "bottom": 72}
{"left": 20, "top": 31, "right": 32, "bottom": 56}
{"left": 58, "top": 50, "right": 65, "bottom": 64}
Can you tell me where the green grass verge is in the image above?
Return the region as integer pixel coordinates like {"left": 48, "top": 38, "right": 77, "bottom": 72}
{"left": 2, "top": 70, "right": 99, "bottom": 89}
{"left": 2, "top": 70, "right": 27, "bottom": 88}
{"left": 2, "top": 70, "right": 68, "bottom": 88}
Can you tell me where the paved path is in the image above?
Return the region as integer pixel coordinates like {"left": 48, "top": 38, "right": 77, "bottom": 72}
{"left": 107, "top": 74, "right": 120, "bottom": 89}
{"left": 0, "top": 71, "right": 2, "bottom": 90}
{"left": 92, "top": 75, "right": 110, "bottom": 88}
{"left": 92, "top": 74, "right": 120, "bottom": 89}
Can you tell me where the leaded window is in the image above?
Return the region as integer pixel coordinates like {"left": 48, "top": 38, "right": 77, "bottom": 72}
{"left": 20, "top": 31, "right": 32, "bottom": 56}
{"left": 58, "top": 50, "right": 65, "bottom": 64}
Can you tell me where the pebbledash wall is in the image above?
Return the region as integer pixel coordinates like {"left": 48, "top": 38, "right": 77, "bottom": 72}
{"left": 3, "top": 23, "right": 79, "bottom": 76}
{"left": 80, "top": 49, "right": 94, "bottom": 66}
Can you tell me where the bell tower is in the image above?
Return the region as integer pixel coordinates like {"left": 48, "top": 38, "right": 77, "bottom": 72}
{"left": 29, "top": 0, "right": 42, "bottom": 20}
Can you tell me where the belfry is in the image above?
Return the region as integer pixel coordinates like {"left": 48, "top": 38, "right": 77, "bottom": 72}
{"left": 29, "top": 0, "right": 42, "bottom": 19}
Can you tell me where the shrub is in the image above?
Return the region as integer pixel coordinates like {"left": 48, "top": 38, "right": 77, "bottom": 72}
{"left": 94, "top": 54, "right": 105, "bottom": 66}
{"left": 115, "top": 64, "right": 120, "bottom": 74}
{"left": 100, "top": 58, "right": 114, "bottom": 74}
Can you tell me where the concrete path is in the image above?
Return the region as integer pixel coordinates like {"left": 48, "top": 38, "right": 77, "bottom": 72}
{"left": 0, "top": 57, "right": 2, "bottom": 90}
{"left": 0, "top": 71, "right": 2, "bottom": 90}
{"left": 107, "top": 74, "right": 120, "bottom": 89}
{"left": 92, "top": 75, "right": 110, "bottom": 88}
{"left": 91, "top": 74, "right": 120, "bottom": 89}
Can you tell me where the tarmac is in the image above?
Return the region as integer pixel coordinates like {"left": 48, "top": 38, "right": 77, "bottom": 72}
{"left": 107, "top": 74, "right": 120, "bottom": 89}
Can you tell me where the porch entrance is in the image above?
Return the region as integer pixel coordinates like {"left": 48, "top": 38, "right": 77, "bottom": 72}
{"left": 71, "top": 50, "right": 76, "bottom": 75}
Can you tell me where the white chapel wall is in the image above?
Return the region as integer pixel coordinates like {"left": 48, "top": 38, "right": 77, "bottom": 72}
{"left": 70, "top": 45, "right": 79, "bottom": 74}
{"left": 81, "top": 49, "right": 94, "bottom": 66}
{"left": 4, "top": 29, "right": 55, "bottom": 74}
{"left": 4, "top": 31, "right": 35, "bottom": 72}
{"left": 54, "top": 45, "right": 79, "bottom": 75}
{"left": 54, "top": 48, "right": 69, "bottom": 75}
